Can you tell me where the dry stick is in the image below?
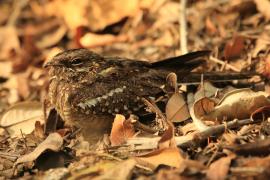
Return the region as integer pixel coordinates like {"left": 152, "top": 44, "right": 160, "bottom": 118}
{"left": 180, "top": 0, "right": 188, "bottom": 54}
{"left": 8, "top": 0, "right": 29, "bottom": 26}
{"left": 126, "top": 118, "right": 259, "bottom": 150}
{"left": 209, "top": 56, "right": 241, "bottom": 72}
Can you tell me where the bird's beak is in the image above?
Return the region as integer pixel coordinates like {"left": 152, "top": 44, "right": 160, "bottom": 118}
{"left": 43, "top": 60, "right": 60, "bottom": 68}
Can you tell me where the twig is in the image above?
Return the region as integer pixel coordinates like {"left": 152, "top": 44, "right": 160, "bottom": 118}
{"left": 132, "top": 120, "right": 158, "bottom": 134}
{"left": 0, "top": 152, "right": 19, "bottom": 161}
{"left": 125, "top": 118, "right": 260, "bottom": 150}
{"left": 180, "top": 0, "right": 188, "bottom": 54}
{"left": 8, "top": 0, "right": 29, "bottom": 26}
{"left": 20, "top": 129, "right": 28, "bottom": 151}
{"left": 209, "top": 56, "right": 241, "bottom": 72}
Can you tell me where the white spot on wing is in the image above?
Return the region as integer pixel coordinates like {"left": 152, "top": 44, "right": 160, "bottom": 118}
{"left": 78, "top": 86, "right": 127, "bottom": 109}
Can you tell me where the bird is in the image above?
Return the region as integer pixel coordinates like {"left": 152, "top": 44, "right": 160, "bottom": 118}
{"left": 44, "top": 48, "right": 211, "bottom": 142}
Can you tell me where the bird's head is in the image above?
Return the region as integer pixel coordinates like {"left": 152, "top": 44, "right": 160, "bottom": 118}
{"left": 44, "top": 49, "right": 103, "bottom": 81}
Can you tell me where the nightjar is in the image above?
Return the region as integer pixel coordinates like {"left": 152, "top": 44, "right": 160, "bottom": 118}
{"left": 44, "top": 49, "right": 210, "bottom": 142}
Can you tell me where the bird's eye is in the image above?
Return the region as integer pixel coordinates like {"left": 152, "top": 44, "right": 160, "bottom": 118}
{"left": 71, "top": 58, "right": 83, "bottom": 65}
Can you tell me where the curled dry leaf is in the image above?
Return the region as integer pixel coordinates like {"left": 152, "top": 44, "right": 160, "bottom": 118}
{"left": 206, "top": 154, "right": 236, "bottom": 180}
{"left": 15, "top": 132, "right": 63, "bottom": 165}
{"left": 0, "top": 101, "right": 44, "bottom": 137}
{"left": 110, "top": 114, "right": 135, "bottom": 146}
{"left": 158, "top": 122, "right": 176, "bottom": 149}
{"left": 135, "top": 122, "right": 183, "bottom": 170}
{"left": 194, "top": 89, "right": 270, "bottom": 122}
{"left": 251, "top": 105, "right": 270, "bottom": 121}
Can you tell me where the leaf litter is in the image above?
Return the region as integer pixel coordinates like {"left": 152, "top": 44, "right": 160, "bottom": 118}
{"left": 1, "top": 0, "right": 270, "bottom": 179}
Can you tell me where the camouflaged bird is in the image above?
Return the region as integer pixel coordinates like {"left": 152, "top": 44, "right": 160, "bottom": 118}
{"left": 44, "top": 49, "right": 210, "bottom": 142}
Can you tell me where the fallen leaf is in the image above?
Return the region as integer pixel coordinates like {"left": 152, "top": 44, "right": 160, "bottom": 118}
{"left": 0, "top": 101, "right": 44, "bottom": 137}
{"left": 15, "top": 132, "right": 63, "bottom": 165}
{"left": 94, "top": 159, "right": 136, "bottom": 180}
{"left": 135, "top": 147, "right": 184, "bottom": 170}
{"left": 205, "top": 16, "right": 217, "bottom": 35}
{"left": 206, "top": 154, "right": 235, "bottom": 180}
{"left": 251, "top": 105, "right": 270, "bottom": 121}
{"left": 193, "top": 97, "right": 216, "bottom": 119}
{"left": 259, "top": 54, "right": 270, "bottom": 78}
{"left": 199, "top": 89, "right": 270, "bottom": 122}
{"left": 224, "top": 36, "right": 245, "bottom": 60}
{"left": 0, "top": 26, "right": 20, "bottom": 60}
{"left": 254, "top": 0, "right": 270, "bottom": 20}
{"left": 45, "top": 0, "right": 140, "bottom": 31}
{"left": 110, "top": 114, "right": 135, "bottom": 146}
{"left": 194, "top": 81, "right": 219, "bottom": 101}
{"left": 166, "top": 93, "right": 190, "bottom": 122}
{"left": 252, "top": 32, "right": 270, "bottom": 58}
{"left": 158, "top": 123, "right": 176, "bottom": 149}
{"left": 80, "top": 33, "right": 128, "bottom": 48}
{"left": 36, "top": 24, "right": 67, "bottom": 49}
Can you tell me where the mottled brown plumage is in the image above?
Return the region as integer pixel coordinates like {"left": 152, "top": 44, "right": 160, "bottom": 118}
{"left": 45, "top": 49, "right": 209, "bottom": 142}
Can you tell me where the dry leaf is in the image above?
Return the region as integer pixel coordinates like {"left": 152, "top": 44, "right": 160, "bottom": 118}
{"left": 36, "top": 24, "right": 67, "bottom": 49}
{"left": 194, "top": 81, "right": 219, "bottom": 101}
{"left": 259, "top": 54, "right": 270, "bottom": 78}
{"left": 15, "top": 133, "right": 63, "bottom": 165}
{"left": 94, "top": 159, "right": 136, "bottom": 180}
{"left": 251, "top": 105, "right": 270, "bottom": 121}
{"left": 46, "top": 0, "right": 140, "bottom": 31}
{"left": 203, "top": 89, "right": 270, "bottom": 122}
{"left": 166, "top": 93, "right": 190, "bottom": 122}
{"left": 252, "top": 32, "right": 270, "bottom": 58}
{"left": 206, "top": 154, "right": 235, "bottom": 180}
{"left": 80, "top": 33, "right": 128, "bottom": 48}
{"left": 205, "top": 16, "right": 217, "bottom": 35}
{"left": 45, "top": 0, "right": 89, "bottom": 30}
{"left": 135, "top": 147, "right": 184, "bottom": 170}
{"left": 254, "top": 0, "right": 270, "bottom": 20}
{"left": 193, "top": 97, "right": 216, "bottom": 118}
{"left": 0, "top": 101, "right": 44, "bottom": 137}
{"left": 224, "top": 36, "right": 245, "bottom": 60}
{"left": 110, "top": 114, "right": 135, "bottom": 146}
{"left": 0, "top": 26, "right": 20, "bottom": 60}
{"left": 158, "top": 123, "right": 176, "bottom": 149}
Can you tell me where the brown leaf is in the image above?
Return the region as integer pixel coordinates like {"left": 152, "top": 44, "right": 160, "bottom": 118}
{"left": 254, "top": 0, "right": 270, "bottom": 20}
{"left": 205, "top": 16, "right": 217, "bottom": 35}
{"left": 15, "top": 133, "right": 63, "bottom": 165}
{"left": 199, "top": 89, "right": 270, "bottom": 122}
{"left": 206, "top": 154, "right": 235, "bottom": 180}
{"left": 193, "top": 97, "right": 216, "bottom": 118}
{"left": 0, "top": 101, "right": 44, "bottom": 137}
{"left": 80, "top": 33, "right": 128, "bottom": 48}
{"left": 166, "top": 93, "right": 190, "bottom": 122}
{"left": 94, "top": 159, "right": 136, "bottom": 180}
{"left": 110, "top": 114, "right": 135, "bottom": 146}
{"left": 252, "top": 33, "right": 270, "bottom": 58}
{"left": 0, "top": 26, "right": 20, "bottom": 60}
{"left": 158, "top": 123, "right": 176, "bottom": 149}
{"left": 224, "top": 36, "right": 245, "bottom": 60}
{"left": 135, "top": 147, "right": 184, "bottom": 170}
{"left": 251, "top": 105, "right": 270, "bottom": 121}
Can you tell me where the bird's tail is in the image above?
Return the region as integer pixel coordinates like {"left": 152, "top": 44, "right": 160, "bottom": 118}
{"left": 151, "top": 50, "right": 211, "bottom": 70}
